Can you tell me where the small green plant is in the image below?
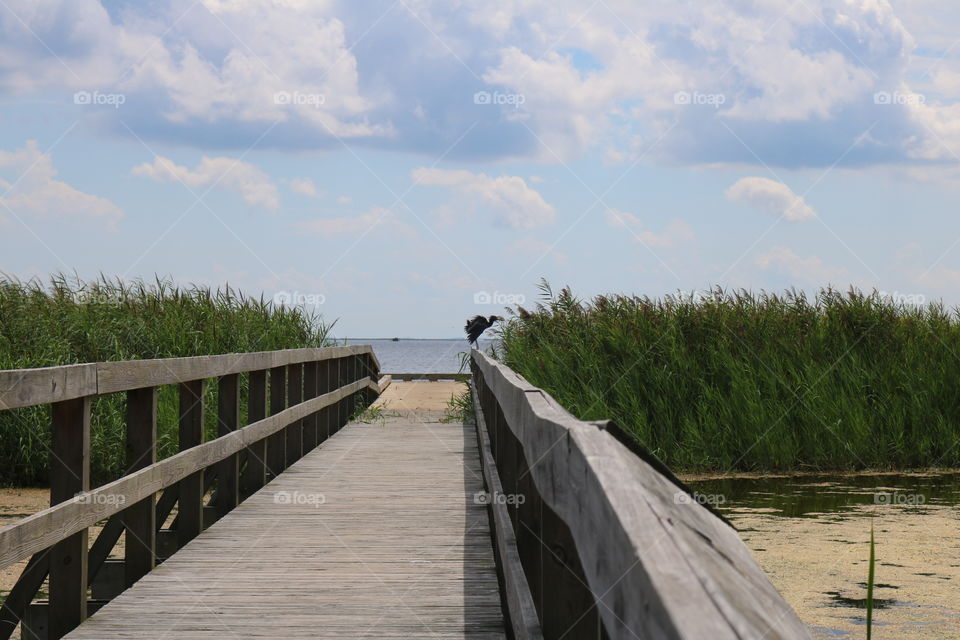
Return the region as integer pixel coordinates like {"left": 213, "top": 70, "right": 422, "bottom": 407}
{"left": 866, "top": 520, "right": 876, "bottom": 639}
{"left": 351, "top": 403, "right": 390, "bottom": 426}
{"left": 441, "top": 388, "right": 475, "bottom": 424}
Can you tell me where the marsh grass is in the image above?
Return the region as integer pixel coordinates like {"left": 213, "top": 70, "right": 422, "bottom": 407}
{"left": 0, "top": 273, "right": 332, "bottom": 486}
{"left": 497, "top": 281, "right": 960, "bottom": 472}
{"left": 351, "top": 403, "right": 392, "bottom": 426}
{"left": 441, "top": 388, "right": 474, "bottom": 424}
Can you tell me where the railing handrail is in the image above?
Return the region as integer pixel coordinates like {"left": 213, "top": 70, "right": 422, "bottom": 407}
{"left": 0, "top": 376, "right": 377, "bottom": 569}
{"left": 471, "top": 349, "right": 811, "bottom": 640}
{"left": 0, "top": 346, "right": 383, "bottom": 640}
{"left": 0, "top": 345, "right": 380, "bottom": 410}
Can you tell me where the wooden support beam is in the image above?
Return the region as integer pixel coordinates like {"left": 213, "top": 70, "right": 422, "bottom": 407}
{"left": 124, "top": 387, "right": 156, "bottom": 588}
{"left": 177, "top": 380, "right": 204, "bottom": 547}
{"left": 285, "top": 363, "right": 303, "bottom": 467}
{"left": 47, "top": 397, "right": 91, "bottom": 639}
{"left": 266, "top": 366, "right": 286, "bottom": 477}
{"left": 302, "top": 362, "right": 319, "bottom": 452}
{"left": 241, "top": 370, "right": 267, "bottom": 498}
{"left": 0, "top": 552, "right": 49, "bottom": 640}
{"left": 215, "top": 374, "right": 240, "bottom": 517}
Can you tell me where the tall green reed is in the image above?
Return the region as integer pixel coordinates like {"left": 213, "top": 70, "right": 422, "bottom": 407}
{"left": 497, "top": 281, "right": 960, "bottom": 472}
{"left": 0, "top": 273, "right": 332, "bottom": 486}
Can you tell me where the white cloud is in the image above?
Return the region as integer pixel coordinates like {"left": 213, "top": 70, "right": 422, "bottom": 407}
{"left": 298, "top": 206, "right": 414, "bottom": 238}
{"left": 0, "top": 0, "right": 950, "bottom": 168}
{"left": 289, "top": 177, "right": 318, "bottom": 197}
{"left": 604, "top": 209, "right": 695, "bottom": 248}
{"left": 725, "top": 177, "right": 817, "bottom": 222}
{"left": 755, "top": 246, "right": 849, "bottom": 284}
{"left": 0, "top": 140, "right": 123, "bottom": 226}
{"left": 412, "top": 167, "right": 555, "bottom": 229}
{"left": 132, "top": 155, "right": 281, "bottom": 210}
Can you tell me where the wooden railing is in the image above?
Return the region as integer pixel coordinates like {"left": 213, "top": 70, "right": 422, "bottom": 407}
{"left": 0, "top": 346, "right": 384, "bottom": 640}
{"left": 470, "top": 350, "right": 812, "bottom": 640}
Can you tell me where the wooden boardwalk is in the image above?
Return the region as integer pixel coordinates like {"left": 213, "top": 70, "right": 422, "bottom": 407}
{"left": 64, "top": 410, "right": 505, "bottom": 639}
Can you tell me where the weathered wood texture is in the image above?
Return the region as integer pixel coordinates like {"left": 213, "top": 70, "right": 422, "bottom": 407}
{"left": 63, "top": 414, "right": 505, "bottom": 639}
{"left": 0, "top": 377, "right": 378, "bottom": 570}
{"left": 470, "top": 350, "right": 812, "bottom": 640}
{"left": 470, "top": 382, "right": 543, "bottom": 640}
{"left": 47, "top": 397, "right": 91, "bottom": 639}
{"left": 0, "top": 347, "right": 379, "bottom": 409}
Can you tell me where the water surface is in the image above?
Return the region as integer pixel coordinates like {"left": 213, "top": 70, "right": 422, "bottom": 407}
{"left": 342, "top": 338, "right": 494, "bottom": 373}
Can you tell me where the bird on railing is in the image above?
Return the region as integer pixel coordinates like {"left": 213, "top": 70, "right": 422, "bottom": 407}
{"left": 465, "top": 315, "right": 502, "bottom": 347}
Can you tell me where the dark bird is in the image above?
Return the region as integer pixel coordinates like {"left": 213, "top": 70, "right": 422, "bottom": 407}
{"left": 465, "top": 315, "right": 502, "bottom": 347}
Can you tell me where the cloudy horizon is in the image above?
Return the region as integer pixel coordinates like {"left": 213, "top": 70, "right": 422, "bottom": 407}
{"left": 2, "top": 0, "right": 958, "bottom": 337}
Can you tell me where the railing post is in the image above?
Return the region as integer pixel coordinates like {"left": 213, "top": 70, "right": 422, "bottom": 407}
{"left": 362, "top": 352, "right": 378, "bottom": 406}
{"left": 241, "top": 370, "right": 268, "bottom": 498}
{"left": 333, "top": 357, "right": 345, "bottom": 431}
{"left": 302, "top": 362, "right": 319, "bottom": 452}
{"left": 177, "top": 380, "right": 204, "bottom": 548}
{"left": 48, "top": 397, "right": 90, "bottom": 639}
{"left": 266, "top": 366, "right": 287, "bottom": 478}
{"left": 215, "top": 374, "right": 240, "bottom": 516}
{"left": 124, "top": 387, "right": 157, "bottom": 588}
{"left": 320, "top": 358, "right": 336, "bottom": 440}
{"left": 286, "top": 363, "right": 303, "bottom": 467}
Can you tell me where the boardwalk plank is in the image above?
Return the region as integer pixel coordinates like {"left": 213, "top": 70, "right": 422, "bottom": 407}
{"left": 64, "top": 413, "right": 506, "bottom": 639}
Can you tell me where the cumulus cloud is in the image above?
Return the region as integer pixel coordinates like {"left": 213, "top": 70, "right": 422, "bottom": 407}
{"left": 412, "top": 167, "right": 555, "bottom": 229}
{"left": 0, "top": 140, "right": 123, "bottom": 226}
{"left": 289, "top": 178, "right": 319, "bottom": 197}
{"left": 0, "top": 0, "right": 953, "bottom": 168}
{"left": 132, "top": 155, "right": 280, "bottom": 210}
{"left": 725, "top": 177, "right": 817, "bottom": 222}
{"left": 604, "top": 209, "right": 695, "bottom": 248}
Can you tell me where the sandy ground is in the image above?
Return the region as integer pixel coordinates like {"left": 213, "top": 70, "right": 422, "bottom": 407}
{"left": 373, "top": 379, "right": 467, "bottom": 411}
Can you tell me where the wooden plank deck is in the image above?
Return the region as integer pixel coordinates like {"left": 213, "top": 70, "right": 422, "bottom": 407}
{"left": 65, "top": 411, "right": 505, "bottom": 639}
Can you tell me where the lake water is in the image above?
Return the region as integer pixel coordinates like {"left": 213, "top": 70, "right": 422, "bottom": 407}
{"left": 343, "top": 338, "right": 494, "bottom": 373}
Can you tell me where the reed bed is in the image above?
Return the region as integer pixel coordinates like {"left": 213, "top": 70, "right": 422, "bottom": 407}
{"left": 496, "top": 282, "right": 960, "bottom": 472}
{"left": 0, "top": 274, "right": 332, "bottom": 486}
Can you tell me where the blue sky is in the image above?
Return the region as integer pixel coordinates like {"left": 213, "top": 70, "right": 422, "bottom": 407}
{"left": 1, "top": 0, "right": 960, "bottom": 337}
